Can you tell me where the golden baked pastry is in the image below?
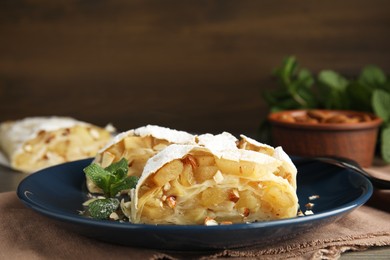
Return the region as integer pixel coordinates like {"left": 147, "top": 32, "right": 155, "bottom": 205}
{"left": 86, "top": 125, "right": 196, "bottom": 193}
{"left": 0, "top": 117, "right": 113, "bottom": 173}
{"left": 124, "top": 133, "right": 298, "bottom": 225}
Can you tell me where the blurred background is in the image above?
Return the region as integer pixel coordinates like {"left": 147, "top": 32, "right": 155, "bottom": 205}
{"left": 1, "top": 0, "right": 389, "bottom": 137}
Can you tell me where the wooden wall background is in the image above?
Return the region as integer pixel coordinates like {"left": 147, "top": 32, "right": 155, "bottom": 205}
{"left": 1, "top": 0, "right": 389, "bottom": 138}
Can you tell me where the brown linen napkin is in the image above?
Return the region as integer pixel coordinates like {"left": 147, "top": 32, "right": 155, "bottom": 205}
{"left": 0, "top": 192, "right": 389, "bottom": 260}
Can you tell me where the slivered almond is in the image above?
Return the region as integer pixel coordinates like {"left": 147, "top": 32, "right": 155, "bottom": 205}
{"left": 228, "top": 189, "right": 240, "bottom": 203}
{"left": 241, "top": 208, "right": 250, "bottom": 217}
{"left": 62, "top": 128, "right": 71, "bottom": 136}
{"left": 182, "top": 155, "right": 198, "bottom": 169}
{"left": 89, "top": 128, "right": 100, "bottom": 139}
{"left": 24, "top": 144, "right": 32, "bottom": 152}
{"left": 213, "top": 171, "right": 224, "bottom": 183}
{"left": 163, "top": 182, "right": 171, "bottom": 191}
{"left": 166, "top": 196, "right": 177, "bottom": 209}
{"left": 109, "top": 212, "right": 119, "bottom": 220}
{"left": 304, "top": 210, "right": 314, "bottom": 215}
{"left": 45, "top": 134, "right": 55, "bottom": 144}
{"left": 204, "top": 217, "right": 218, "bottom": 226}
{"left": 305, "top": 203, "right": 314, "bottom": 209}
{"left": 309, "top": 195, "right": 320, "bottom": 200}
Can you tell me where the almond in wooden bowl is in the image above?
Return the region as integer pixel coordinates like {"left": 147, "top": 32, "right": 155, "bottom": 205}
{"left": 268, "top": 110, "right": 382, "bottom": 167}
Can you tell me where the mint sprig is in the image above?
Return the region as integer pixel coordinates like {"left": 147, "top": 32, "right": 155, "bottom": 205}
{"left": 84, "top": 158, "right": 138, "bottom": 198}
{"left": 83, "top": 158, "right": 138, "bottom": 220}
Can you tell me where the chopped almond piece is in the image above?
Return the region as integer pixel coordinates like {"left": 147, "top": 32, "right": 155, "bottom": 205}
{"left": 204, "top": 217, "right": 218, "bottom": 226}
{"left": 166, "top": 196, "right": 177, "bottom": 209}
{"left": 228, "top": 189, "right": 240, "bottom": 203}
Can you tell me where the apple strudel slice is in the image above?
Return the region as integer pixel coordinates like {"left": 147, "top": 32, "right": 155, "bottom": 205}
{"left": 0, "top": 117, "right": 113, "bottom": 173}
{"left": 87, "top": 125, "right": 196, "bottom": 193}
{"left": 128, "top": 143, "right": 298, "bottom": 225}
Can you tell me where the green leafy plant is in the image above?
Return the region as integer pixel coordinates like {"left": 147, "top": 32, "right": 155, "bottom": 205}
{"left": 263, "top": 57, "right": 317, "bottom": 111}
{"left": 262, "top": 56, "right": 390, "bottom": 163}
{"left": 83, "top": 158, "right": 138, "bottom": 220}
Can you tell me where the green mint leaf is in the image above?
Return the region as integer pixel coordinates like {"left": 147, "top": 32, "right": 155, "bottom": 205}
{"left": 110, "top": 176, "right": 139, "bottom": 197}
{"left": 290, "top": 69, "right": 317, "bottom": 108}
{"left": 87, "top": 198, "right": 120, "bottom": 220}
{"left": 331, "top": 90, "right": 350, "bottom": 109}
{"left": 273, "top": 56, "right": 298, "bottom": 88}
{"left": 84, "top": 158, "right": 133, "bottom": 198}
{"left": 318, "top": 70, "right": 350, "bottom": 109}
{"left": 297, "top": 69, "right": 315, "bottom": 89}
{"left": 271, "top": 56, "right": 316, "bottom": 109}
{"left": 318, "top": 70, "right": 349, "bottom": 91}
{"left": 359, "top": 65, "right": 386, "bottom": 89}
{"left": 381, "top": 126, "right": 390, "bottom": 163}
{"left": 262, "top": 89, "right": 290, "bottom": 106}
{"left": 372, "top": 89, "right": 390, "bottom": 122}
{"left": 281, "top": 56, "right": 297, "bottom": 79}
{"left": 84, "top": 163, "right": 111, "bottom": 195}
{"left": 105, "top": 158, "right": 129, "bottom": 181}
{"left": 346, "top": 82, "right": 373, "bottom": 112}
{"left": 271, "top": 56, "right": 317, "bottom": 108}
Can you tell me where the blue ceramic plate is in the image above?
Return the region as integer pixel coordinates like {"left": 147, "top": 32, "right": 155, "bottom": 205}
{"left": 17, "top": 157, "right": 373, "bottom": 250}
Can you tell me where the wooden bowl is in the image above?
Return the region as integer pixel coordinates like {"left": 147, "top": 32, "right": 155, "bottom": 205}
{"left": 268, "top": 110, "right": 383, "bottom": 167}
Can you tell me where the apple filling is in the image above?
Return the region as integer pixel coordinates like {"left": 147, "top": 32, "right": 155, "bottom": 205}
{"left": 132, "top": 150, "right": 298, "bottom": 225}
